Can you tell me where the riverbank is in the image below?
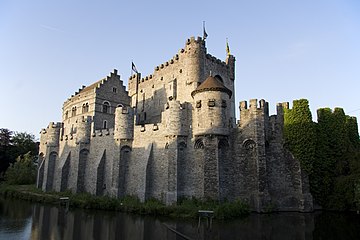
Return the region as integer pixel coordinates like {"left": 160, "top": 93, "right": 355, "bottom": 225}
{"left": 0, "top": 184, "right": 249, "bottom": 219}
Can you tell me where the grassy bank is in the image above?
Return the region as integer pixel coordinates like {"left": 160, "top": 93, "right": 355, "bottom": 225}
{"left": 0, "top": 184, "right": 249, "bottom": 219}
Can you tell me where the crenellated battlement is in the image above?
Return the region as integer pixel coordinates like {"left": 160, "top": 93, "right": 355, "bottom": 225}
{"left": 47, "top": 122, "right": 63, "bottom": 129}
{"left": 276, "top": 102, "right": 289, "bottom": 116}
{"left": 205, "top": 53, "right": 228, "bottom": 67}
{"left": 185, "top": 36, "right": 205, "bottom": 47}
{"left": 128, "top": 36, "right": 208, "bottom": 88}
{"left": 240, "top": 99, "right": 269, "bottom": 113}
{"left": 92, "top": 128, "right": 115, "bottom": 137}
{"left": 40, "top": 122, "right": 62, "bottom": 148}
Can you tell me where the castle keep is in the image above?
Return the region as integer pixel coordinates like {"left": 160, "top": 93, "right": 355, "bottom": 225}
{"left": 37, "top": 36, "right": 313, "bottom": 212}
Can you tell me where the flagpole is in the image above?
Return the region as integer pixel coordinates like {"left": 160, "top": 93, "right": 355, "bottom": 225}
{"left": 130, "top": 59, "right": 133, "bottom": 76}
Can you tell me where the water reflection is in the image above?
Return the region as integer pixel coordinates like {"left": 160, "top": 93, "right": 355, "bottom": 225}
{"left": 1, "top": 197, "right": 360, "bottom": 240}
{"left": 30, "top": 205, "right": 179, "bottom": 240}
{"left": 0, "top": 197, "right": 33, "bottom": 240}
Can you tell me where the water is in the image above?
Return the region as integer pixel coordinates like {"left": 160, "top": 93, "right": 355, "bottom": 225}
{"left": 0, "top": 197, "right": 359, "bottom": 240}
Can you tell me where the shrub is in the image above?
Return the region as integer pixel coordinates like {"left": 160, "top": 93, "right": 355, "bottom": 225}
{"left": 4, "top": 152, "right": 37, "bottom": 185}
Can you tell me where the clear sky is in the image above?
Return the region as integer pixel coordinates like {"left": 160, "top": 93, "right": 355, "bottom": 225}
{"left": 1, "top": 0, "right": 359, "bottom": 138}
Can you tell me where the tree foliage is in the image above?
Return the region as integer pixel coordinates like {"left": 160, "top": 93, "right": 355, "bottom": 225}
{"left": 4, "top": 152, "right": 37, "bottom": 185}
{"left": 284, "top": 99, "right": 316, "bottom": 174}
{"left": 0, "top": 129, "right": 14, "bottom": 175}
{"left": 284, "top": 100, "right": 360, "bottom": 210}
{"left": 0, "top": 128, "right": 38, "bottom": 179}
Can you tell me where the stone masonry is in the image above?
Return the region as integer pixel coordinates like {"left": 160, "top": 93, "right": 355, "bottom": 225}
{"left": 37, "top": 36, "right": 313, "bottom": 212}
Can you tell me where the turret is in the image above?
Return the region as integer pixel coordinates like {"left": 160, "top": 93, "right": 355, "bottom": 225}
{"left": 76, "top": 116, "right": 92, "bottom": 144}
{"left": 45, "top": 122, "right": 62, "bottom": 147}
{"left": 225, "top": 54, "right": 236, "bottom": 81}
{"left": 192, "top": 76, "right": 232, "bottom": 136}
{"left": 114, "top": 106, "right": 134, "bottom": 140}
{"left": 239, "top": 99, "right": 269, "bottom": 128}
{"left": 183, "top": 37, "right": 207, "bottom": 90}
{"left": 163, "top": 101, "right": 188, "bottom": 136}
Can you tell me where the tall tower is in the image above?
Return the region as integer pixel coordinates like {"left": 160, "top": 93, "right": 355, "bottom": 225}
{"left": 191, "top": 75, "right": 232, "bottom": 200}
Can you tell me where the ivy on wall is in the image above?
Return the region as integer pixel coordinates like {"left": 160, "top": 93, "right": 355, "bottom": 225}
{"left": 284, "top": 99, "right": 360, "bottom": 210}
{"left": 284, "top": 99, "right": 316, "bottom": 174}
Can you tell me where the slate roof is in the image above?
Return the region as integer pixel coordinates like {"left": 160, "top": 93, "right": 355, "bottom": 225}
{"left": 191, "top": 76, "right": 232, "bottom": 98}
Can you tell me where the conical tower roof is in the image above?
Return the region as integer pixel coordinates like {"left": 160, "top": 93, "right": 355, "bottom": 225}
{"left": 191, "top": 76, "right": 232, "bottom": 98}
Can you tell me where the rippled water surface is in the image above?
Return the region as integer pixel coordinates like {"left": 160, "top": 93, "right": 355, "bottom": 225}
{"left": 0, "top": 197, "right": 360, "bottom": 240}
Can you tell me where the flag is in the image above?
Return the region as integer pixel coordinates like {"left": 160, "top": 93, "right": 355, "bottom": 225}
{"left": 203, "top": 21, "right": 208, "bottom": 40}
{"left": 226, "top": 39, "right": 230, "bottom": 56}
{"left": 131, "top": 62, "right": 138, "bottom": 74}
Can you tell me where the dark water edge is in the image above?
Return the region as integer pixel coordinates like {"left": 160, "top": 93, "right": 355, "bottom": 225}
{"left": 0, "top": 197, "right": 360, "bottom": 240}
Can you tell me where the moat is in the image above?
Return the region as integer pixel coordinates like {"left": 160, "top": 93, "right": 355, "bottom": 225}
{"left": 0, "top": 197, "right": 359, "bottom": 240}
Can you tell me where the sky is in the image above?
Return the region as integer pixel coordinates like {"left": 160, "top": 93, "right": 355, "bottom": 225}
{"left": 1, "top": 0, "right": 359, "bottom": 139}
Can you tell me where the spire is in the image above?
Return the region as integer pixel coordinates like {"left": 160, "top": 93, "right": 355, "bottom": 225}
{"left": 203, "top": 21, "right": 208, "bottom": 40}
{"left": 226, "top": 38, "right": 231, "bottom": 56}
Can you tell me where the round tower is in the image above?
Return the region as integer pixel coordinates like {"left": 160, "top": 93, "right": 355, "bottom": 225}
{"left": 114, "top": 106, "right": 134, "bottom": 140}
{"left": 76, "top": 116, "right": 91, "bottom": 144}
{"left": 46, "top": 122, "right": 62, "bottom": 147}
{"left": 164, "top": 101, "right": 184, "bottom": 136}
{"left": 191, "top": 76, "right": 232, "bottom": 136}
{"left": 183, "top": 37, "right": 206, "bottom": 92}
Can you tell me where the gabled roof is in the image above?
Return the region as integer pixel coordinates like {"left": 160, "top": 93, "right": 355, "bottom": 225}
{"left": 78, "top": 79, "right": 103, "bottom": 94}
{"left": 191, "top": 76, "right": 232, "bottom": 98}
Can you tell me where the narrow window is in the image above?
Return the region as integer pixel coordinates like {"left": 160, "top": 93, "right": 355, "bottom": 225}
{"left": 208, "top": 99, "right": 215, "bottom": 107}
{"left": 65, "top": 111, "right": 68, "bottom": 119}
{"left": 194, "top": 138, "right": 205, "bottom": 149}
{"left": 103, "top": 120, "right": 107, "bottom": 129}
{"left": 112, "top": 87, "right": 117, "bottom": 93}
{"left": 103, "top": 102, "right": 110, "bottom": 113}
{"left": 82, "top": 103, "right": 89, "bottom": 113}
{"left": 71, "top": 107, "right": 77, "bottom": 117}
{"left": 196, "top": 100, "right": 201, "bottom": 108}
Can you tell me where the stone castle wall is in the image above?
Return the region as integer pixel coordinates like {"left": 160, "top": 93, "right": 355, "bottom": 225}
{"left": 37, "top": 36, "right": 313, "bottom": 212}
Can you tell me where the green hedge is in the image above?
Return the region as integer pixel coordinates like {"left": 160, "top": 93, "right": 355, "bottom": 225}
{"left": 0, "top": 184, "right": 249, "bottom": 219}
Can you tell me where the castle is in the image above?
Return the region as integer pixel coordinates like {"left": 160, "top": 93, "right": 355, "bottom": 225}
{"left": 37, "top": 36, "right": 313, "bottom": 212}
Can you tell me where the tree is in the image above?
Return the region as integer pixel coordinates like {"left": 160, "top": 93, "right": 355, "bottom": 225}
{"left": 11, "top": 132, "right": 38, "bottom": 160}
{"left": 4, "top": 152, "right": 37, "bottom": 185}
{"left": 0, "top": 128, "right": 12, "bottom": 146}
{"left": 0, "top": 128, "right": 14, "bottom": 176}
{"left": 0, "top": 129, "right": 38, "bottom": 179}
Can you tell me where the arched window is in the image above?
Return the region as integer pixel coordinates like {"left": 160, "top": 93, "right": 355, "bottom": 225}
{"left": 117, "top": 104, "right": 123, "bottom": 108}
{"left": 194, "top": 138, "right": 205, "bottom": 149}
{"left": 71, "top": 107, "right": 77, "bottom": 117}
{"left": 103, "top": 102, "right": 110, "bottom": 113}
{"left": 103, "top": 120, "right": 108, "bottom": 129}
{"left": 243, "top": 139, "right": 256, "bottom": 150}
{"left": 82, "top": 103, "right": 89, "bottom": 113}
